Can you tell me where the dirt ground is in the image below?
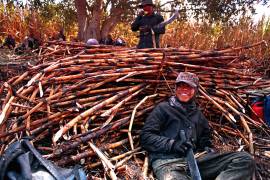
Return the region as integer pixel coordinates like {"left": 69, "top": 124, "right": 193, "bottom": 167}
{"left": 0, "top": 49, "right": 29, "bottom": 83}
{"left": 0, "top": 48, "right": 36, "bottom": 63}
{"left": 0, "top": 49, "right": 13, "bottom": 63}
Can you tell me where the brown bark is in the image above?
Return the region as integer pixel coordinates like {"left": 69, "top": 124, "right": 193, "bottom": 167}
{"left": 75, "top": 0, "right": 103, "bottom": 42}
{"left": 101, "top": 6, "right": 124, "bottom": 38}
{"left": 75, "top": 0, "right": 89, "bottom": 41}
{"left": 74, "top": 0, "right": 124, "bottom": 42}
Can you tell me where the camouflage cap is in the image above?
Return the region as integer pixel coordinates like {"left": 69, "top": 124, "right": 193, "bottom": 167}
{"left": 175, "top": 72, "right": 199, "bottom": 88}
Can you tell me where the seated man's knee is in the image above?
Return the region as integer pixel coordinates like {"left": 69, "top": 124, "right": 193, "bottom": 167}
{"left": 154, "top": 166, "right": 189, "bottom": 180}
{"left": 155, "top": 170, "right": 189, "bottom": 180}
{"left": 234, "top": 152, "right": 256, "bottom": 169}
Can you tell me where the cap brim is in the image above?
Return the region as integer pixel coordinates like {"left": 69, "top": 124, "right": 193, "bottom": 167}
{"left": 176, "top": 80, "right": 197, "bottom": 88}
{"left": 138, "top": 4, "right": 155, "bottom": 8}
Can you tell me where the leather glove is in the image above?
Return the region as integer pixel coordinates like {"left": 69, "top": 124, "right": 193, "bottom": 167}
{"left": 172, "top": 140, "right": 193, "bottom": 155}
{"left": 139, "top": 25, "right": 151, "bottom": 32}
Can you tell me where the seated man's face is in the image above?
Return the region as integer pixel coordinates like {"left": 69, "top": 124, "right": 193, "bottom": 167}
{"left": 175, "top": 82, "right": 196, "bottom": 103}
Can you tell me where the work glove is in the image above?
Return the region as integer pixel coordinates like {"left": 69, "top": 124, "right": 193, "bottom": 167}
{"left": 172, "top": 140, "right": 193, "bottom": 156}
{"left": 139, "top": 25, "right": 151, "bottom": 32}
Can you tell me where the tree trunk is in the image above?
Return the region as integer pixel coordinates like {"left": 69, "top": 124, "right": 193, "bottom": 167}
{"left": 75, "top": 0, "right": 103, "bottom": 42}
{"left": 75, "top": 0, "right": 88, "bottom": 41}
{"left": 75, "top": 0, "right": 124, "bottom": 42}
{"left": 88, "top": 0, "right": 102, "bottom": 41}
{"left": 101, "top": 7, "right": 124, "bottom": 39}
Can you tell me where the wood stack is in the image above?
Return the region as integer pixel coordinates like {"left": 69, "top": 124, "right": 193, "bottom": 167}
{"left": 1, "top": 41, "right": 270, "bottom": 179}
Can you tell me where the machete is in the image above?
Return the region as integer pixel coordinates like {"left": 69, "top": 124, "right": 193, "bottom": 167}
{"left": 180, "top": 130, "right": 202, "bottom": 180}
{"left": 151, "top": 7, "right": 180, "bottom": 48}
{"left": 154, "top": 6, "right": 180, "bottom": 29}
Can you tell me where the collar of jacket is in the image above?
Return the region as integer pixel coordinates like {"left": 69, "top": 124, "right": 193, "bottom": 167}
{"left": 168, "top": 96, "right": 197, "bottom": 112}
{"left": 143, "top": 13, "right": 156, "bottom": 17}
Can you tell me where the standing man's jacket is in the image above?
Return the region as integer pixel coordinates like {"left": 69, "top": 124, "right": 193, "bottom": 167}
{"left": 140, "top": 96, "right": 212, "bottom": 164}
{"left": 131, "top": 13, "right": 165, "bottom": 49}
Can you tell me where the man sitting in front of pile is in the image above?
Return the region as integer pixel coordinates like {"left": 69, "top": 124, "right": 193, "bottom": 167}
{"left": 141, "top": 72, "right": 255, "bottom": 180}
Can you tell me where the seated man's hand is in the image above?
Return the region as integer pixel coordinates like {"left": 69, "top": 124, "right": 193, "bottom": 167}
{"left": 172, "top": 141, "right": 193, "bottom": 156}
{"left": 204, "top": 146, "right": 215, "bottom": 153}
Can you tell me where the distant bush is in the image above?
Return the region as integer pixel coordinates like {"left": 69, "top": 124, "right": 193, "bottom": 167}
{"left": 0, "top": 3, "right": 77, "bottom": 44}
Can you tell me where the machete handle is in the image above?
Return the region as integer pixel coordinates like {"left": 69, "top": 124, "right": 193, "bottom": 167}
{"left": 180, "top": 130, "right": 187, "bottom": 143}
{"left": 180, "top": 130, "right": 202, "bottom": 180}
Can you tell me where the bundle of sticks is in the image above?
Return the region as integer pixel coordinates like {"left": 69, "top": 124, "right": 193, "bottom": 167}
{"left": 1, "top": 41, "right": 270, "bottom": 179}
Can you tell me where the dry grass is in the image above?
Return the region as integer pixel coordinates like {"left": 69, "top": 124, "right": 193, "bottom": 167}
{"left": 112, "top": 17, "right": 270, "bottom": 59}
{"left": 161, "top": 18, "right": 270, "bottom": 58}
{"left": 0, "top": 5, "right": 76, "bottom": 44}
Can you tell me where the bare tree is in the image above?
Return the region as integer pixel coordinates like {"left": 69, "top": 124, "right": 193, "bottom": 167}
{"left": 75, "top": 0, "right": 137, "bottom": 42}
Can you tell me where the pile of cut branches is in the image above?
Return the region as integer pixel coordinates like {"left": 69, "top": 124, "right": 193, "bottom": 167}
{"left": 1, "top": 41, "right": 270, "bottom": 179}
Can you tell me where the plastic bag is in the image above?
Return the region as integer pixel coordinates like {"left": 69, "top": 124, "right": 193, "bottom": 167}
{"left": 0, "top": 139, "right": 87, "bottom": 180}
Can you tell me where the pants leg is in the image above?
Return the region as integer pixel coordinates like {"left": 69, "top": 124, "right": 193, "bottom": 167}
{"left": 152, "top": 159, "right": 190, "bottom": 180}
{"left": 197, "top": 151, "right": 255, "bottom": 180}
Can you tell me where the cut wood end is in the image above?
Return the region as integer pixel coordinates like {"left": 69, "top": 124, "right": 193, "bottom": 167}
{"left": 0, "top": 114, "right": 5, "bottom": 125}
{"left": 229, "top": 114, "right": 237, "bottom": 123}
{"left": 53, "top": 128, "right": 64, "bottom": 143}
{"left": 100, "top": 111, "right": 110, "bottom": 117}
{"left": 3, "top": 82, "right": 9, "bottom": 88}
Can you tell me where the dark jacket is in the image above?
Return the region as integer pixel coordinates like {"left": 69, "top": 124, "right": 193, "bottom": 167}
{"left": 140, "top": 96, "right": 212, "bottom": 164}
{"left": 131, "top": 13, "right": 165, "bottom": 49}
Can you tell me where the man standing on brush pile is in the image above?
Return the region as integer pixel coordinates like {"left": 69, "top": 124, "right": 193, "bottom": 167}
{"left": 131, "top": 0, "right": 165, "bottom": 49}
{"left": 141, "top": 72, "right": 255, "bottom": 180}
